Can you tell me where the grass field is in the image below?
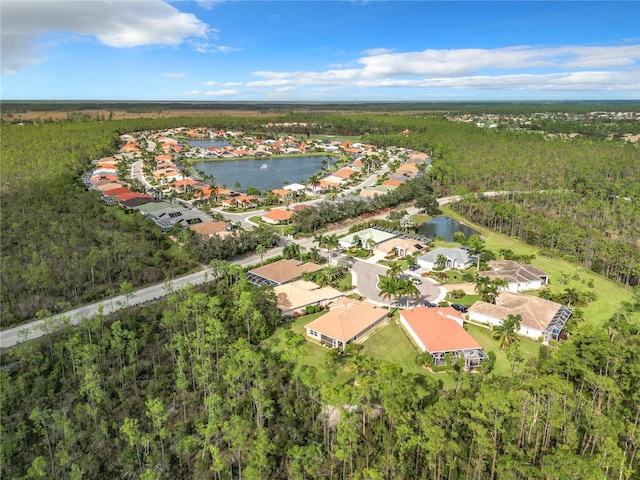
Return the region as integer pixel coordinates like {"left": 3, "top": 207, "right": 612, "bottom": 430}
{"left": 438, "top": 207, "right": 636, "bottom": 327}
{"left": 264, "top": 308, "right": 545, "bottom": 389}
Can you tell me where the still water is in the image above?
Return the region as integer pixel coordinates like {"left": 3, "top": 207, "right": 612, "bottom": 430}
{"left": 184, "top": 139, "right": 232, "bottom": 148}
{"left": 417, "top": 216, "right": 479, "bottom": 241}
{"left": 192, "top": 155, "right": 334, "bottom": 192}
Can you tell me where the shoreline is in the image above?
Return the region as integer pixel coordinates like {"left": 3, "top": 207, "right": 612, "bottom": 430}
{"left": 182, "top": 151, "right": 340, "bottom": 163}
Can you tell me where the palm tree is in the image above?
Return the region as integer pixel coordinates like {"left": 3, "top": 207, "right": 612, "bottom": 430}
{"left": 468, "top": 235, "right": 486, "bottom": 270}
{"left": 324, "top": 234, "right": 340, "bottom": 266}
{"left": 435, "top": 254, "right": 449, "bottom": 270}
{"left": 308, "top": 173, "right": 321, "bottom": 195}
{"left": 378, "top": 276, "right": 400, "bottom": 315}
{"left": 398, "top": 278, "right": 420, "bottom": 308}
{"left": 256, "top": 244, "right": 267, "bottom": 265}
{"left": 387, "top": 262, "right": 405, "bottom": 281}
{"left": 365, "top": 237, "right": 377, "bottom": 253}
{"left": 492, "top": 314, "right": 522, "bottom": 351}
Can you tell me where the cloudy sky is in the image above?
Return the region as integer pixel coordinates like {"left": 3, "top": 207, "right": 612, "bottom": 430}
{"left": 1, "top": 1, "right": 638, "bottom": 101}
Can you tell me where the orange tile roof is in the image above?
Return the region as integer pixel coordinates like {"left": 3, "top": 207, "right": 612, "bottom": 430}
{"left": 332, "top": 168, "right": 358, "bottom": 179}
{"left": 250, "top": 259, "right": 322, "bottom": 285}
{"left": 305, "top": 298, "right": 387, "bottom": 343}
{"left": 174, "top": 179, "right": 199, "bottom": 187}
{"left": 271, "top": 188, "right": 292, "bottom": 198}
{"left": 401, "top": 307, "right": 481, "bottom": 353}
{"left": 263, "top": 209, "right": 293, "bottom": 221}
{"left": 382, "top": 180, "right": 402, "bottom": 187}
{"left": 396, "top": 162, "right": 418, "bottom": 172}
{"left": 188, "top": 221, "right": 229, "bottom": 235}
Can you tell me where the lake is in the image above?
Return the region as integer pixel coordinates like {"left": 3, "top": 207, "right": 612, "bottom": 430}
{"left": 192, "top": 155, "right": 335, "bottom": 192}
{"left": 417, "top": 216, "right": 480, "bottom": 241}
{"left": 184, "top": 139, "right": 231, "bottom": 148}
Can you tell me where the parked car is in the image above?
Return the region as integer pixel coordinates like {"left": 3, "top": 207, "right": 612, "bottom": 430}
{"left": 408, "top": 264, "right": 420, "bottom": 271}
{"left": 451, "top": 303, "right": 468, "bottom": 313}
{"left": 423, "top": 302, "right": 438, "bottom": 308}
{"left": 411, "top": 278, "right": 422, "bottom": 285}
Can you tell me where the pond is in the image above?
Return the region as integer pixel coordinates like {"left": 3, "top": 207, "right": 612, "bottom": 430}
{"left": 192, "top": 155, "right": 337, "bottom": 192}
{"left": 417, "top": 216, "right": 480, "bottom": 241}
{"left": 183, "top": 139, "right": 232, "bottom": 148}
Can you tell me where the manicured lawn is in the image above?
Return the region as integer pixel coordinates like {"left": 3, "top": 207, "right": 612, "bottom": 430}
{"left": 464, "top": 323, "right": 542, "bottom": 376}
{"left": 360, "top": 318, "right": 426, "bottom": 377}
{"left": 437, "top": 207, "right": 636, "bottom": 327}
{"left": 264, "top": 309, "right": 546, "bottom": 390}
{"left": 264, "top": 312, "right": 355, "bottom": 385}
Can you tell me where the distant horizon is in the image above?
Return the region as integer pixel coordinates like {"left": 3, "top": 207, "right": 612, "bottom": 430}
{"left": 3, "top": 99, "right": 639, "bottom": 105}
{"left": 1, "top": 1, "right": 638, "bottom": 102}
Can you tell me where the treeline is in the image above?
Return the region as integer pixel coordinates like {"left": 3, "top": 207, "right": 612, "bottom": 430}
{"left": 451, "top": 192, "right": 640, "bottom": 286}
{"left": 292, "top": 175, "right": 437, "bottom": 234}
{"left": 1, "top": 274, "right": 638, "bottom": 479}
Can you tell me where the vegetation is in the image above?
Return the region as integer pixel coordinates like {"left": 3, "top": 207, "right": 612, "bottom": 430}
{"left": 2, "top": 278, "right": 639, "bottom": 479}
{"left": 1, "top": 104, "right": 639, "bottom": 478}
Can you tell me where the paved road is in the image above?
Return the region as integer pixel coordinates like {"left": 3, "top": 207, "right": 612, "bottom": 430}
{"left": 351, "top": 259, "right": 441, "bottom": 308}
{"left": 0, "top": 247, "right": 286, "bottom": 349}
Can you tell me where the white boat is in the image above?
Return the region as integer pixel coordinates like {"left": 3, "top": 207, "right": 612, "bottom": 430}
{"left": 260, "top": 163, "right": 268, "bottom": 169}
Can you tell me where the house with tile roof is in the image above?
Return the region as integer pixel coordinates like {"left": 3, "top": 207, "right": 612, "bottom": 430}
{"left": 417, "top": 247, "right": 476, "bottom": 271}
{"left": 273, "top": 280, "right": 344, "bottom": 316}
{"left": 247, "top": 259, "right": 323, "bottom": 287}
{"left": 305, "top": 298, "right": 389, "bottom": 350}
{"left": 262, "top": 209, "right": 293, "bottom": 225}
{"left": 478, "top": 260, "right": 549, "bottom": 292}
{"left": 375, "top": 237, "right": 428, "bottom": 258}
{"left": 359, "top": 185, "right": 396, "bottom": 199}
{"left": 400, "top": 307, "right": 487, "bottom": 370}
{"left": 188, "top": 221, "right": 233, "bottom": 238}
{"left": 468, "top": 291, "right": 572, "bottom": 342}
{"left": 338, "top": 228, "right": 397, "bottom": 250}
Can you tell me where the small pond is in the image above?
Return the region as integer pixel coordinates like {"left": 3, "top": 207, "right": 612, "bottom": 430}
{"left": 417, "top": 216, "right": 480, "bottom": 241}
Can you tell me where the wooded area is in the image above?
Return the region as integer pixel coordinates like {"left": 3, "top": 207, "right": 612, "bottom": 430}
{"left": 1, "top": 272, "right": 638, "bottom": 479}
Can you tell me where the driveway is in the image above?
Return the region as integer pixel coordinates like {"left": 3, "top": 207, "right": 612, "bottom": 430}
{"left": 351, "top": 259, "right": 440, "bottom": 308}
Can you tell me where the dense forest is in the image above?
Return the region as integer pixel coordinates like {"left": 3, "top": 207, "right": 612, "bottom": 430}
{"left": 1, "top": 270, "right": 638, "bottom": 479}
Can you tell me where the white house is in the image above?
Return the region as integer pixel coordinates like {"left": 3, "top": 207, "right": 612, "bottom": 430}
{"left": 417, "top": 247, "right": 476, "bottom": 271}
{"left": 338, "top": 228, "right": 396, "bottom": 250}
{"left": 478, "top": 260, "right": 549, "bottom": 292}
{"left": 468, "top": 291, "right": 572, "bottom": 342}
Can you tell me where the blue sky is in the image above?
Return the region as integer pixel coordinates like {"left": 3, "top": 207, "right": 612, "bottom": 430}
{"left": 1, "top": 1, "right": 639, "bottom": 101}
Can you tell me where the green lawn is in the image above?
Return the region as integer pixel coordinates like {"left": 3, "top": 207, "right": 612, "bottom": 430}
{"left": 434, "top": 207, "right": 636, "bottom": 327}
{"left": 264, "top": 308, "right": 548, "bottom": 390}
{"left": 464, "top": 323, "right": 542, "bottom": 376}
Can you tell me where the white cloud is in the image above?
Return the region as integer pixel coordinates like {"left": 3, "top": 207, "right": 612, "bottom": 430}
{"left": 203, "top": 81, "right": 218, "bottom": 86}
{"left": 163, "top": 73, "right": 186, "bottom": 79}
{"left": 244, "top": 44, "right": 639, "bottom": 95}
{"left": 188, "top": 40, "right": 240, "bottom": 54}
{"left": 361, "top": 48, "right": 394, "bottom": 56}
{"left": 1, "top": 0, "right": 209, "bottom": 74}
{"left": 205, "top": 89, "right": 239, "bottom": 97}
{"left": 356, "top": 45, "right": 640, "bottom": 78}
{"left": 195, "top": 0, "right": 223, "bottom": 10}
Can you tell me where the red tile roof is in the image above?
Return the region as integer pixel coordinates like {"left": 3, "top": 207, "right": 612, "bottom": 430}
{"left": 401, "top": 307, "right": 481, "bottom": 353}
{"left": 263, "top": 209, "right": 293, "bottom": 221}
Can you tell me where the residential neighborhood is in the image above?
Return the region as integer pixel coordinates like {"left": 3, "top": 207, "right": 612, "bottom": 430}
{"left": 76, "top": 125, "right": 575, "bottom": 373}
